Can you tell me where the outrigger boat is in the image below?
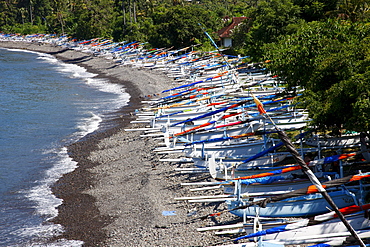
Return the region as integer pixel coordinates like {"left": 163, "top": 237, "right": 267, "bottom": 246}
{"left": 207, "top": 205, "right": 370, "bottom": 247}
{"left": 226, "top": 171, "right": 370, "bottom": 218}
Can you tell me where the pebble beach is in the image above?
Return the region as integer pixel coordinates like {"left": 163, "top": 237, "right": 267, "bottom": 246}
{"left": 0, "top": 41, "right": 237, "bottom": 246}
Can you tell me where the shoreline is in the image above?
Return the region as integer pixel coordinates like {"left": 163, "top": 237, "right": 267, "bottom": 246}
{"left": 0, "top": 41, "right": 233, "bottom": 246}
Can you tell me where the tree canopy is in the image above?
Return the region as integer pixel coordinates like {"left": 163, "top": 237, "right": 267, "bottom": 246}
{"left": 264, "top": 20, "right": 370, "bottom": 133}
{"left": 148, "top": 5, "right": 221, "bottom": 48}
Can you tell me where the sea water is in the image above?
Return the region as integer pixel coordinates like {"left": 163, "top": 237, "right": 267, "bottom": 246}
{"left": 0, "top": 48, "right": 130, "bottom": 246}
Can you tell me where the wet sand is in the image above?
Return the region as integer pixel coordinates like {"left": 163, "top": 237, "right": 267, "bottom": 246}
{"left": 0, "top": 41, "right": 236, "bottom": 246}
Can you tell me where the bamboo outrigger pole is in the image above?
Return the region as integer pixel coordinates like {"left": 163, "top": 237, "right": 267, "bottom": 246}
{"left": 198, "top": 23, "right": 231, "bottom": 69}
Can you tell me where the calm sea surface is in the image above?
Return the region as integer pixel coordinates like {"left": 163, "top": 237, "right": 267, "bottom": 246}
{"left": 0, "top": 48, "right": 130, "bottom": 246}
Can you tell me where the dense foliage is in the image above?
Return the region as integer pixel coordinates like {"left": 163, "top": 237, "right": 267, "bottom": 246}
{"left": 264, "top": 20, "right": 370, "bottom": 133}
{"left": 0, "top": 0, "right": 249, "bottom": 43}
{"left": 1, "top": 0, "right": 369, "bottom": 133}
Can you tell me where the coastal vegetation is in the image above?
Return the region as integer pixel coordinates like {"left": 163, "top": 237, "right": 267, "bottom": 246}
{"left": 1, "top": 0, "right": 369, "bottom": 133}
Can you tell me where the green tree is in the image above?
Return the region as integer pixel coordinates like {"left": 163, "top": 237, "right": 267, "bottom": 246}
{"left": 232, "top": 0, "right": 302, "bottom": 59}
{"left": 149, "top": 5, "right": 221, "bottom": 49}
{"left": 43, "top": 0, "right": 71, "bottom": 34}
{"left": 293, "top": 0, "right": 338, "bottom": 21}
{"left": 32, "top": 0, "right": 53, "bottom": 25}
{"left": 71, "top": 0, "right": 117, "bottom": 39}
{"left": 0, "top": 0, "right": 18, "bottom": 27}
{"left": 264, "top": 19, "right": 370, "bottom": 133}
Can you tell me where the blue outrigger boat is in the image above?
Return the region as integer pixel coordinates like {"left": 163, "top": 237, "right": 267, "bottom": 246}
{"left": 227, "top": 189, "right": 359, "bottom": 218}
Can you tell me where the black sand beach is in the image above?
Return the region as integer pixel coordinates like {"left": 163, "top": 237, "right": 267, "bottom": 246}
{"left": 0, "top": 41, "right": 236, "bottom": 246}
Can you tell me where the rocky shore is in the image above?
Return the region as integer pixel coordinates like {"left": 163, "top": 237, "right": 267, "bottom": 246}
{"left": 0, "top": 41, "right": 237, "bottom": 246}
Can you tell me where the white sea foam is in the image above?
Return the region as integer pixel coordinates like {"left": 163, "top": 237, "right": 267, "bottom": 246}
{"left": 5, "top": 48, "right": 45, "bottom": 55}
{"left": 74, "top": 112, "right": 102, "bottom": 139}
{"left": 12, "top": 219, "right": 85, "bottom": 247}
{"left": 40, "top": 54, "right": 130, "bottom": 111}
{"left": 84, "top": 77, "right": 130, "bottom": 111}
{"left": 18, "top": 147, "right": 82, "bottom": 246}
{"left": 59, "top": 63, "right": 97, "bottom": 79}
{"left": 36, "top": 53, "right": 59, "bottom": 64}
{"left": 26, "top": 147, "right": 77, "bottom": 220}
{"left": 20, "top": 111, "right": 103, "bottom": 246}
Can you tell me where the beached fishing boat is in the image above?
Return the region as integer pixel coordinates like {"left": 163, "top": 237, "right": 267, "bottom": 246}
{"left": 263, "top": 112, "right": 310, "bottom": 130}
{"left": 183, "top": 137, "right": 277, "bottom": 159}
{"left": 196, "top": 153, "right": 288, "bottom": 180}
{"left": 257, "top": 213, "right": 370, "bottom": 243}
{"left": 195, "top": 151, "right": 287, "bottom": 169}
{"left": 216, "top": 204, "right": 370, "bottom": 247}
{"left": 177, "top": 123, "right": 262, "bottom": 142}
{"left": 224, "top": 171, "right": 370, "bottom": 219}
{"left": 181, "top": 150, "right": 360, "bottom": 197}
{"left": 305, "top": 134, "right": 361, "bottom": 147}
{"left": 227, "top": 188, "right": 359, "bottom": 218}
